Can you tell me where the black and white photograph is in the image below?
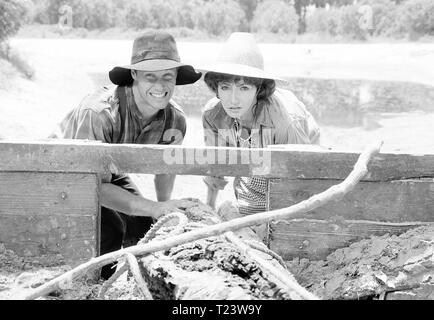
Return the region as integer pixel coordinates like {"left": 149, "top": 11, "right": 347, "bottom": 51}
{"left": 0, "top": 0, "right": 433, "bottom": 304}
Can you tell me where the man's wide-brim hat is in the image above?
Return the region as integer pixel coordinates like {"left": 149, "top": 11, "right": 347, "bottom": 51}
{"left": 198, "top": 32, "right": 283, "bottom": 82}
{"left": 109, "top": 30, "right": 201, "bottom": 86}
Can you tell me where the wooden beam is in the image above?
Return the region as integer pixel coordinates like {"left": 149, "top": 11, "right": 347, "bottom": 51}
{"left": 269, "top": 218, "right": 432, "bottom": 261}
{"left": 269, "top": 178, "right": 434, "bottom": 222}
{"left": 267, "top": 177, "right": 434, "bottom": 260}
{"left": 0, "top": 141, "right": 433, "bottom": 180}
{"left": 0, "top": 172, "right": 99, "bottom": 266}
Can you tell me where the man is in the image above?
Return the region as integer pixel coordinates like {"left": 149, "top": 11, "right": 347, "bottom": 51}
{"left": 50, "top": 30, "right": 201, "bottom": 279}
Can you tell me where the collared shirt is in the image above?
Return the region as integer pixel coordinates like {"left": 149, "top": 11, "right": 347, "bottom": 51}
{"left": 50, "top": 85, "right": 186, "bottom": 185}
{"left": 50, "top": 85, "right": 186, "bottom": 144}
{"left": 202, "top": 87, "right": 320, "bottom": 215}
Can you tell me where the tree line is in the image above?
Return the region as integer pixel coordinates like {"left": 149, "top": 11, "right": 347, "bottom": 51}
{"left": 1, "top": 0, "right": 433, "bottom": 42}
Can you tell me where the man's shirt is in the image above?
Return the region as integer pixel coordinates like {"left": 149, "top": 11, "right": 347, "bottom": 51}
{"left": 50, "top": 85, "right": 186, "bottom": 186}
{"left": 50, "top": 85, "right": 186, "bottom": 145}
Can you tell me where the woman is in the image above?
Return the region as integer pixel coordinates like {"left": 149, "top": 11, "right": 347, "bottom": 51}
{"left": 200, "top": 32, "right": 320, "bottom": 217}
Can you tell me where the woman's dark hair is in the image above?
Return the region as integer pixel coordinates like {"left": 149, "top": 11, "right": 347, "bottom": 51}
{"left": 204, "top": 72, "right": 275, "bottom": 104}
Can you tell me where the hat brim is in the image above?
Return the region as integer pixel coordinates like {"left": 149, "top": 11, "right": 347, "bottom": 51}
{"left": 109, "top": 59, "right": 202, "bottom": 86}
{"left": 197, "top": 63, "right": 285, "bottom": 82}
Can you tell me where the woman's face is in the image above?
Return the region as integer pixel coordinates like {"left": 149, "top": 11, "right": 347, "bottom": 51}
{"left": 217, "top": 79, "right": 257, "bottom": 119}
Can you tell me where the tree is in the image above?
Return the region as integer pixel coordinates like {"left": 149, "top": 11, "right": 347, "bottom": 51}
{"left": 252, "top": 1, "right": 299, "bottom": 34}
{"left": 292, "top": 0, "right": 310, "bottom": 34}
{"left": 0, "top": 0, "right": 29, "bottom": 42}
{"left": 235, "top": 0, "right": 259, "bottom": 31}
{"left": 398, "top": 0, "right": 434, "bottom": 38}
{"left": 196, "top": 0, "right": 246, "bottom": 36}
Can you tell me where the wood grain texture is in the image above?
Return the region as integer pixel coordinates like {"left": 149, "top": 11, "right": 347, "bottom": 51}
{"left": 269, "top": 219, "right": 432, "bottom": 261}
{"left": 0, "top": 141, "right": 433, "bottom": 180}
{"left": 0, "top": 172, "right": 99, "bottom": 265}
{"left": 267, "top": 177, "right": 434, "bottom": 260}
{"left": 269, "top": 178, "right": 434, "bottom": 222}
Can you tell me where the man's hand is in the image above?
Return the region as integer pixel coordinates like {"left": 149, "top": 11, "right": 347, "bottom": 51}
{"left": 151, "top": 199, "right": 199, "bottom": 219}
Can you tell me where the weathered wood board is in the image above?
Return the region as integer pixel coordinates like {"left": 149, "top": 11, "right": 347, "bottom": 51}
{"left": 267, "top": 178, "right": 434, "bottom": 260}
{"left": 269, "top": 219, "right": 431, "bottom": 261}
{"left": 269, "top": 178, "right": 434, "bottom": 222}
{"left": 0, "top": 172, "right": 99, "bottom": 266}
{"left": 1, "top": 141, "right": 433, "bottom": 180}
{"left": 1, "top": 140, "right": 433, "bottom": 267}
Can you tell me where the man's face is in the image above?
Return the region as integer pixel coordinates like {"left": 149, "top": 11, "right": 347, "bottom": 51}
{"left": 131, "top": 68, "right": 177, "bottom": 112}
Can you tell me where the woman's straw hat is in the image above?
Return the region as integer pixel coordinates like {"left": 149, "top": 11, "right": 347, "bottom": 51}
{"left": 198, "top": 32, "right": 283, "bottom": 81}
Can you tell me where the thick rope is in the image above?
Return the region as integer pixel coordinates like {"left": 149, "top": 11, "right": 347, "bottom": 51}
{"left": 98, "top": 212, "right": 189, "bottom": 300}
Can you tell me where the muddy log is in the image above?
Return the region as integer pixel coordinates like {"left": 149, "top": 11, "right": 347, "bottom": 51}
{"left": 135, "top": 201, "right": 315, "bottom": 300}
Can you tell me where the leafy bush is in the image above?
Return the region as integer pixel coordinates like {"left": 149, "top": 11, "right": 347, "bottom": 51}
{"left": 0, "top": 0, "right": 29, "bottom": 41}
{"left": 397, "top": 0, "right": 434, "bottom": 37}
{"left": 337, "top": 5, "right": 366, "bottom": 40}
{"left": 22, "top": 0, "right": 434, "bottom": 39}
{"left": 357, "top": 0, "right": 400, "bottom": 37}
{"left": 146, "top": 0, "right": 180, "bottom": 29}
{"left": 252, "top": 0, "right": 298, "bottom": 34}
{"left": 196, "top": 0, "right": 246, "bottom": 36}
{"left": 175, "top": 0, "right": 206, "bottom": 29}
{"left": 123, "top": 0, "right": 153, "bottom": 29}
{"left": 124, "top": 0, "right": 184, "bottom": 30}
{"left": 84, "top": 0, "right": 116, "bottom": 30}
{"left": 306, "top": 7, "right": 341, "bottom": 36}
{"left": 31, "top": 0, "right": 115, "bottom": 30}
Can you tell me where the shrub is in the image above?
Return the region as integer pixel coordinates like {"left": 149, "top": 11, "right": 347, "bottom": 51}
{"left": 31, "top": 0, "right": 51, "bottom": 24}
{"left": 0, "top": 0, "right": 29, "bottom": 41}
{"left": 123, "top": 1, "right": 153, "bottom": 29}
{"left": 123, "top": 0, "right": 180, "bottom": 30}
{"left": 84, "top": 0, "right": 116, "bottom": 30}
{"left": 174, "top": 0, "right": 206, "bottom": 29}
{"left": 357, "top": 0, "right": 400, "bottom": 37}
{"left": 196, "top": 0, "right": 246, "bottom": 36}
{"left": 33, "top": 0, "right": 116, "bottom": 30}
{"left": 252, "top": 0, "right": 298, "bottom": 34}
{"left": 397, "top": 0, "right": 434, "bottom": 37}
{"left": 146, "top": 0, "right": 180, "bottom": 29}
{"left": 337, "top": 4, "right": 366, "bottom": 40}
{"left": 306, "top": 7, "right": 341, "bottom": 36}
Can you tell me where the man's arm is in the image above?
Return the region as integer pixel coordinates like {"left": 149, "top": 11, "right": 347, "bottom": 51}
{"left": 101, "top": 182, "right": 193, "bottom": 219}
{"left": 100, "top": 183, "right": 161, "bottom": 217}
{"left": 154, "top": 174, "right": 175, "bottom": 202}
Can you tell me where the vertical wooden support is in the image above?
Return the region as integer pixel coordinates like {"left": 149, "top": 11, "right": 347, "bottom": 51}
{"left": 0, "top": 172, "right": 99, "bottom": 266}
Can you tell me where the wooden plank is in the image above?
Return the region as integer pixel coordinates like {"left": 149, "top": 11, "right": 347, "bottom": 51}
{"left": 0, "top": 172, "right": 99, "bottom": 265}
{"left": 269, "top": 219, "right": 431, "bottom": 261}
{"left": 267, "top": 177, "right": 434, "bottom": 260}
{"left": 0, "top": 215, "right": 97, "bottom": 262}
{"left": 269, "top": 178, "right": 434, "bottom": 222}
{"left": 0, "top": 141, "right": 433, "bottom": 180}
